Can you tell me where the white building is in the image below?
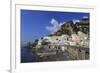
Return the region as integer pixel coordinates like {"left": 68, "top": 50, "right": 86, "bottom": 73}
{"left": 71, "top": 33, "right": 80, "bottom": 44}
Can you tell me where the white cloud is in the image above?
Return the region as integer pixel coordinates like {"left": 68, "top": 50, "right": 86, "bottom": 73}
{"left": 46, "top": 18, "right": 61, "bottom": 34}
{"left": 50, "top": 18, "right": 59, "bottom": 26}
{"left": 45, "top": 26, "right": 53, "bottom": 32}
{"left": 83, "top": 16, "right": 88, "bottom": 19}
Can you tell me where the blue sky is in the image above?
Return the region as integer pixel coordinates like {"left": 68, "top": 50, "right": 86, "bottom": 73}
{"left": 21, "top": 9, "right": 89, "bottom": 44}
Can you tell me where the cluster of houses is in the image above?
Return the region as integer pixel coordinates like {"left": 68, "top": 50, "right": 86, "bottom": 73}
{"left": 36, "top": 31, "right": 89, "bottom": 50}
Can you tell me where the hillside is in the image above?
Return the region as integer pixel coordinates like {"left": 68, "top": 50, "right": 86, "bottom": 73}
{"left": 26, "top": 18, "right": 90, "bottom": 61}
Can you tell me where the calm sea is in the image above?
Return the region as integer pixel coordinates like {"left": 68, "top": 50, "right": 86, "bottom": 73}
{"left": 21, "top": 47, "right": 38, "bottom": 63}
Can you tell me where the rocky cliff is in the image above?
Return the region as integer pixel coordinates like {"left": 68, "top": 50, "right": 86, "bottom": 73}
{"left": 50, "top": 18, "right": 89, "bottom": 36}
